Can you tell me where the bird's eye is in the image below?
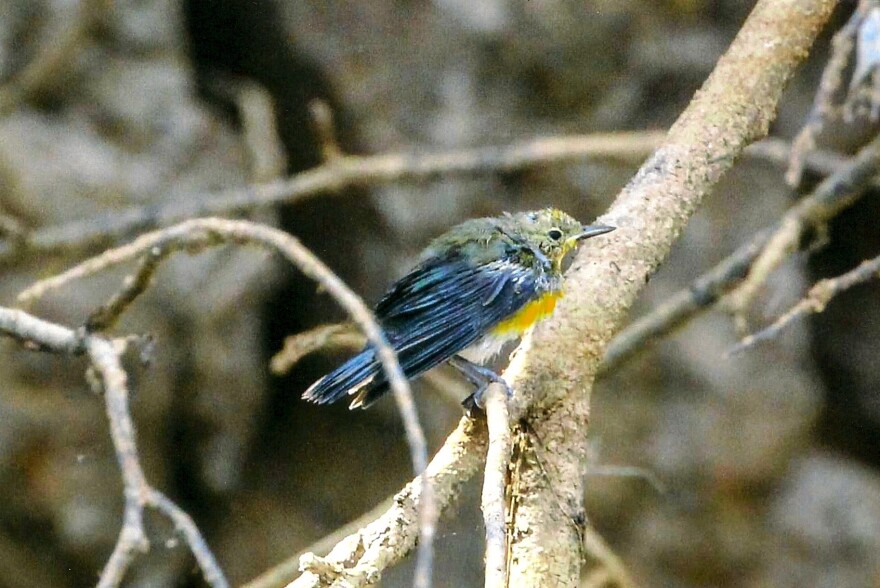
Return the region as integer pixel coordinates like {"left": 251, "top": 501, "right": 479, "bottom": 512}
{"left": 548, "top": 228, "right": 563, "bottom": 241}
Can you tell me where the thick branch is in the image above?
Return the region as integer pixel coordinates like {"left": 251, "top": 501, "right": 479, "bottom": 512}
{"left": 504, "top": 1, "right": 836, "bottom": 585}
{"left": 271, "top": 2, "right": 836, "bottom": 586}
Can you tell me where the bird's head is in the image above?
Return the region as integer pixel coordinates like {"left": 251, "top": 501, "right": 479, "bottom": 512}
{"left": 504, "top": 208, "right": 615, "bottom": 270}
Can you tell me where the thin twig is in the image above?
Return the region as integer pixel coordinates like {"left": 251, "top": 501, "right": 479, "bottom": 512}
{"left": 600, "top": 228, "right": 773, "bottom": 374}
{"left": 481, "top": 384, "right": 511, "bottom": 588}
{"left": 270, "top": 323, "right": 362, "bottom": 375}
{"left": 581, "top": 523, "right": 637, "bottom": 588}
{"left": 0, "top": 133, "right": 864, "bottom": 267}
{"left": 16, "top": 217, "right": 435, "bottom": 588}
{"left": 786, "top": 6, "right": 863, "bottom": 186}
{"left": 603, "top": 127, "right": 880, "bottom": 373}
{"left": 725, "top": 132, "right": 880, "bottom": 335}
{"left": 731, "top": 253, "right": 880, "bottom": 353}
{"left": 0, "top": 307, "right": 227, "bottom": 587}
{"left": 85, "top": 246, "right": 168, "bottom": 331}
{"left": 0, "top": 131, "right": 663, "bottom": 264}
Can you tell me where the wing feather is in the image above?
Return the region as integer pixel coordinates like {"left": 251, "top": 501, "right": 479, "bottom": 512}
{"left": 305, "top": 252, "right": 544, "bottom": 408}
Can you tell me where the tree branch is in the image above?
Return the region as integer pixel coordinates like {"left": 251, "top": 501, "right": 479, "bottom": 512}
{"left": 725, "top": 131, "right": 880, "bottom": 335}
{"left": 265, "top": 2, "right": 837, "bottom": 586}
{"left": 16, "top": 217, "right": 438, "bottom": 587}
{"left": 602, "top": 122, "right": 880, "bottom": 373}
{"left": 731, "top": 252, "right": 880, "bottom": 353}
{"left": 0, "top": 308, "right": 227, "bottom": 587}
{"left": 501, "top": 1, "right": 836, "bottom": 584}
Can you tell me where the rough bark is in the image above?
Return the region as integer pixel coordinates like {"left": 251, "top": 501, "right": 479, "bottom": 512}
{"left": 503, "top": 1, "right": 838, "bottom": 585}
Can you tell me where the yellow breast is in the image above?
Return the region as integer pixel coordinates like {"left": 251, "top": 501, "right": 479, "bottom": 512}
{"left": 491, "top": 291, "right": 562, "bottom": 336}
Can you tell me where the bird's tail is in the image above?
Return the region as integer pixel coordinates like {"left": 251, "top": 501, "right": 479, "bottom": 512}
{"left": 301, "top": 349, "right": 388, "bottom": 408}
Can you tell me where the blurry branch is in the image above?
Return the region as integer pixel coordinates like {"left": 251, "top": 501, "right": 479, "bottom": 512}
{"left": 585, "top": 465, "right": 666, "bottom": 496}
{"left": 0, "top": 0, "right": 106, "bottom": 115}
{"left": 309, "top": 100, "right": 343, "bottom": 162}
{"left": 0, "top": 308, "right": 227, "bottom": 588}
{"left": 16, "top": 217, "right": 437, "bottom": 588}
{"left": 0, "top": 131, "right": 664, "bottom": 265}
{"left": 235, "top": 81, "right": 288, "bottom": 183}
{"left": 580, "top": 523, "right": 637, "bottom": 588}
{"left": 787, "top": 0, "right": 880, "bottom": 185}
{"left": 725, "top": 132, "right": 880, "bottom": 335}
{"left": 270, "top": 323, "right": 362, "bottom": 375}
{"left": 481, "top": 385, "right": 511, "bottom": 588}
{"left": 207, "top": 75, "right": 288, "bottom": 182}
{"left": 0, "top": 212, "right": 26, "bottom": 242}
{"left": 731, "top": 252, "right": 880, "bottom": 353}
{"left": 0, "top": 130, "right": 866, "bottom": 268}
{"left": 270, "top": 2, "right": 839, "bottom": 586}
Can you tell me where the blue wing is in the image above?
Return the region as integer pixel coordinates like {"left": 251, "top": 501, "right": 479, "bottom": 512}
{"left": 302, "top": 252, "right": 542, "bottom": 408}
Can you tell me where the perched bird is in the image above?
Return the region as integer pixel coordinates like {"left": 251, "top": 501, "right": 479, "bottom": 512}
{"left": 302, "top": 208, "right": 614, "bottom": 410}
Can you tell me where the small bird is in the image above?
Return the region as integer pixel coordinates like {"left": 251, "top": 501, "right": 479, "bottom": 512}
{"left": 303, "top": 208, "right": 614, "bottom": 410}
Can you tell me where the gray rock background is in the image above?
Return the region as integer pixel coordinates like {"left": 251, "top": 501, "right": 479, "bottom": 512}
{"left": 1, "top": 1, "right": 879, "bottom": 587}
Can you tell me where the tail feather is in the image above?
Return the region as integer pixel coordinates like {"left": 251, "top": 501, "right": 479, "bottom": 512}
{"left": 302, "top": 349, "right": 382, "bottom": 406}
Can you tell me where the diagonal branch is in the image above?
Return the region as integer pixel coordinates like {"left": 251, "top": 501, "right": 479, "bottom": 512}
{"left": 16, "top": 217, "right": 436, "bottom": 588}
{"left": 731, "top": 252, "right": 880, "bottom": 353}
{"left": 0, "top": 308, "right": 227, "bottom": 587}
{"left": 503, "top": 2, "right": 837, "bottom": 584}
{"left": 272, "top": 1, "right": 836, "bottom": 587}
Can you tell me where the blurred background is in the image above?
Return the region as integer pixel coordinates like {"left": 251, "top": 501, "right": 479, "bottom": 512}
{"left": 1, "top": 0, "right": 879, "bottom": 586}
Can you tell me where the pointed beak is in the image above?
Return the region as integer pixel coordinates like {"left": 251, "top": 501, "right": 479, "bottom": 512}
{"left": 575, "top": 224, "right": 616, "bottom": 241}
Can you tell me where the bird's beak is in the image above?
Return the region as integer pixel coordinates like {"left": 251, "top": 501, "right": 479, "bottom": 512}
{"left": 575, "top": 224, "right": 616, "bottom": 241}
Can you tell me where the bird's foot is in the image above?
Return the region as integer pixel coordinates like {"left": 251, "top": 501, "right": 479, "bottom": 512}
{"left": 449, "top": 355, "right": 512, "bottom": 416}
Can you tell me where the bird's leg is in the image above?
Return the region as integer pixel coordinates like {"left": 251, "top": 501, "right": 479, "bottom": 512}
{"left": 448, "top": 355, "right": 512, "bottom": 414}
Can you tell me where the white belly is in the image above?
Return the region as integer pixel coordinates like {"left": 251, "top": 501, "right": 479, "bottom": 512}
{"left": 458, "top": 330, "right": 521, "bottom": 364}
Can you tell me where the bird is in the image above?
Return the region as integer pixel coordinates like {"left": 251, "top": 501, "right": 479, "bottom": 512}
{"left": 302, "top": 208, "right": 615, "bottom": 410}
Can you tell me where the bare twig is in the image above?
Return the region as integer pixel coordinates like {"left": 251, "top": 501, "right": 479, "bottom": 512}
{"left": 731, "top": 253, "right": 880, "bottom": 353}
{"left": 270, "top": 323, "right": 362, "bottom": 375}
{"left": 786, "top": 5, "right": 863, "bottom": 186}
{"left": 85, "top": 246, "right": 168, "bottom": 331}
{"left": 481, "top": 384, "right": 511, "bottom": 588}
{"left": 16, "top": 217, "right": 435, "bottom": 588}
{"left": 604, "top": 125, "right": 880, "bottom": 372}
{"left": 0, "top": 131, "right": 666, "bottom": 264}
{"left": 0, "top": 131, "right": 867, "bottom": 268}
{"left": 725, "top": 131, "right": 880, "bottom": 335}
{"left": 0, "top": 307, "right": 227, "bottom": 587}
{"left": 581, "top": 523, "right": 637, "bottom": 588}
